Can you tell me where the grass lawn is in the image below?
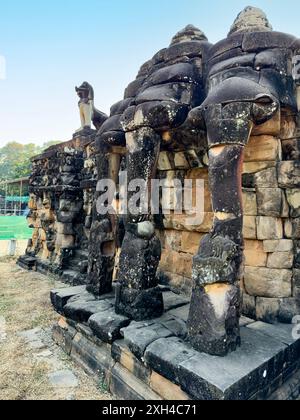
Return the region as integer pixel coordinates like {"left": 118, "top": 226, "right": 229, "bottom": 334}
{"left": 0, "top": 216, "right": 32, "bottom": 240}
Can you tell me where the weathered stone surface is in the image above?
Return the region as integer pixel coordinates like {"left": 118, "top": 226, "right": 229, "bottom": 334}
{"left": 110, "top": 363, "right": 162, "bottom": 401}
{"left": 168, "top": 305, "right": 190, "bottom": 322}
{"left": 178, "top": 327, "right": 287, "bottom": 400}
{"left": 257, "top": 216, "right": 283, "bottom": 240}
{"left": 187, "top": 284, "right": 241, "bottom": 357}
{"left": 254, "top": 167, "right": 278, "bottom": 188}
{"left": 282, "top": 139, "right": 300, "bottom": 161}
{"left": 293, "top": 244, "right": 300, "bottom": 269}
{"left": 63, "top": 299, "right": 114, "bottom": 323}
{"left": 174, "top": 152, "right": 190, "bottom": 169}
{"left": 163, "top": 212, "right": 213, "bottom": 233}
{"left": 163, "top": 291, "right": 190, "bottom": 312}
{"left": 159, "top": 250, "right": 193, "bottom": 278}
{"left": 267, "top": 252, "right": 294, "bottom": 269}
{"left": 160, "top": 317, "right": 188, "bottom": 339}
{"left": 278, "top": 298, "right": 300, "bottom": 324}
{"left": 243, "top": 161, "right": 276, "bottom": 175}
{"left": 50, "top": 286, "right": 87, "bottom": 313}
{"left": 115, "top": 285, "right": 164, "bottom": 322}
{"left": 256, "top": 188, "right": 282, "bottom": 217}
{"left": 278, "top": 161, "right": 300, "bottom": 188}
{"left": 88, "top": 309, "right": 131, "bottom": 344}
{"left": 52, "top": 319, "right": 77, "bottom": 355}
{"left": 252, "top": 112, "right": 281, "bottom": 136}
{"left": 247, "top": 321, "right": 299, "bottom": 346}
{"left": 244, "top": 240, "right": 267, "bottom": 267}
{"left": 121, "top": 322, "right": 173, "bottom": 360}
{"left": 243, "top": 189, "right": 257, "bottom": 216}
{"left": 243, "top": 216, "right": 257, "bottom": 239}
{"left": 181, "top": 231, "right": 203, "bottom": 254}
{"left": 70, "top": 332, "right": 113, "bottom": 379}
{"left": 157, "top": 152, "right": 173, "bottom": 171}
{"left": 244, "top": 136, "right": 280, "bottom": 162}
{"left": 256, "top": 298, "right": 281, "bottom": 324}
{"left": 286, "top": 189, "right": 300, "bottom": 218}
{"left": 48, "top": 370, "right": 78, "bottom": 388}
{"left": 284, "top": 218, "right": 300, "bottom": 239}
{"left": 150, "top": 372, "right": 190, "bottom": 400}
{"left": 263, "top": 239, "right": 293, "bottom": 253}
{"left": 244, "top": 267, "right": 292, "bottom": 298}
{"left": 144, "top": 337, "right": 197, "bottom": 384}
{"left": 111, "top": 340, "right": 151, "bottom": 383}
{"left": 242, "top": 291, "right": 256, "bottom": 320}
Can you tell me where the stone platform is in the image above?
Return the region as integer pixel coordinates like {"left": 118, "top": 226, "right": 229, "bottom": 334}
{"left": 50, "top": 285, "right": 300, "bottom": 400}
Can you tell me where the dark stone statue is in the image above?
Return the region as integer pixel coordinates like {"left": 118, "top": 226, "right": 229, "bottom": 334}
{"left": 75, "top": 81, "right": 108, "bottom": 133}
{"left": 87, "top": 7, "right": 300, "bottom": 355}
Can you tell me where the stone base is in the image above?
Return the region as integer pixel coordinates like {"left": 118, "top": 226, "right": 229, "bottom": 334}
{"left": 115, "top": 284, "right": 164, "bottom": 321}
{"left": 51, "top": 285, "right": 300, "bottom": 400}
{"left": 17, "top": 255, "right": 86, "bottom": 286}
{"left": 17, "top": 255, "right": 37, "bottom": 270}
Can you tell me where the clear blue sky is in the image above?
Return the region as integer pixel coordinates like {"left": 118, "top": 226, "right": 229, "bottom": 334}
{"left": 0, "top": 0, "right": 300, "bottom": 146}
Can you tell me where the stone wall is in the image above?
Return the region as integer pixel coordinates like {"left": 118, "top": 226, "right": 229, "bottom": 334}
{"left": 22, "top": 106, "right": 300, "bottom": 324}
{"left": 157, "top": 110, "right": 300, "bottom": 323}
{"left": 24, "top": 134, "right": 97, "bottom": 283}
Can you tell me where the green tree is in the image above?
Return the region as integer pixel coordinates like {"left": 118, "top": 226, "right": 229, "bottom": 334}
{"left": 0, "top": 141, "right": 61, "bottom": 194}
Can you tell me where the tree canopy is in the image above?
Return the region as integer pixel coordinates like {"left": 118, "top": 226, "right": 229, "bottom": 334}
{"left": 0, "top": 141, "right": 61, "bottom": 182}
{"left": 0, "top": 141, "right": 61, "bottom": 195}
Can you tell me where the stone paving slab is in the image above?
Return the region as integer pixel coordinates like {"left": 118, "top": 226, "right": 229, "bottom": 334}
{"left": 50, "top": 286, "right": 87, "bottom": 313}
{"left": 89, "top": 309, "right": 131, "bottom": 343}
{"left": 63, "top": 299, "right": 114, "bottom": 323}
{"left": 48, "top": 370, "right": 79, "bottom": 388}
{"left": 49, "top": 286, "right": 300, "bottom": 400}
{"left": 121, "top": 322, "right": 174, "bottom": 360}
{"left": 163, "top": 292, "right": 190, "bottom": 312}
{"left": 178, "top": 327, "right": 288, "bottom": 400}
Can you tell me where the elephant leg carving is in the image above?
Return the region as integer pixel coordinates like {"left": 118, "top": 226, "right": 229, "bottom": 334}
{"left": 115, "top": 127, "right": 164, "bottom": 321}
{"left": 87, "top": 141, "right": 122, "bottom": 296}
{"left": 187, "top": 101, "right": 254, "bottom": 356}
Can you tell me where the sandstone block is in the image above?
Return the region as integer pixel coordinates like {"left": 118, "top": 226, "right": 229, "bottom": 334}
{"left": 254, "top": 168, "right": 278, "bottom": 188}
{"left": 163, "top": 212, "right": 213, "bottom": 233}
{"left": 244, "top": 267, "right": 292, "bottom": 298}
{"left": 158, "top": 152, "right": 173, "bottom": 171}
{"left": 263, "top": 240, "right": 293, "bottom": 253}
{"left": 286, "top": 189, "right": 300, "bottom": 218}
{"left": 280, "top": 112, "right": 297, "bottom": 139}
{"left": 267, "top": 252, "right": 294, "bottom": 269}
{"left": 244, "top": 136, "right": 280, "bottom": 162}
{"left": 278, "top": 161, "right": 300, "bottom": 188}
{"left": 243, "top": 216, "right": 257, "bottom": 239}
{"left": 284, "top": 218, "right": 300, "bottom": 239}
{"left": 159, "top": 229, "right": 182, "bottom": 252}
{"left": 243, "top": 161, "right": 276, "bottom": 175}
{"left": 257, "top": 216, "right": 283, "bottom": 240}
{"left": 174, "top": 152, "right": 190, "bottom": 169}
{"left": 252, "top": 111, "right": 280, "bottom": 136}
{"left": 282, "top": 139, "right": 300, "bottom": 161}
{"left": 160, "top": 249, "right": 193, "bottom": 277}
{"left": 150, "top": 371, "right": 190, "bottom": 400}
{"left": 256, "top": 297, "right": 281, "bottom": 324}
{"left": 244, "top": 240, "right": 267, "bottom": 267}
{"left": 243, "top": 189, "right": 257, "bottom": 216}
{"left": 111, "top": 340, "right": 151, "bottom": 384}
{"left": 256, "top": 188, "right": 282, "bottom": 217}
{"left": 181, "top": 231, "right": 203, "bottom": 254}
